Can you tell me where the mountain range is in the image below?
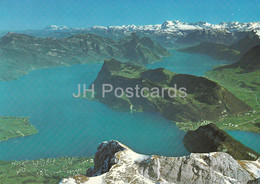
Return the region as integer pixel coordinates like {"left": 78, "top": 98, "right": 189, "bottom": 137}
{"left": 5, "top": 20, "right": 260, "bottom": 47}
{"left": 175, "top": 29, "right": 251, "bottom": 45}
{"left": 44, "top": 21, "right": 260, "bottom": 38}
{"left": 0, "top": 33, "right": 169, "bottom": 81}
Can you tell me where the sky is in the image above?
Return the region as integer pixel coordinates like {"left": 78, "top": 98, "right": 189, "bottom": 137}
{"left": 0, "top": 0, "right": 259, "bottom": 31}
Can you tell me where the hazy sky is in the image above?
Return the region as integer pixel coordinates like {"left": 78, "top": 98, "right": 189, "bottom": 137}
{"left": 0, "top": 0, "right": 259, "bottom": 31}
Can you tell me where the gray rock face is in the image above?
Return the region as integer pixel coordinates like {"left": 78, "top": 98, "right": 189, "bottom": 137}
{"left": 86, "top": 141, "right": 125, "bottom": 176}
{"left": 60, "top": 140, "right": 260, "bottom": 184}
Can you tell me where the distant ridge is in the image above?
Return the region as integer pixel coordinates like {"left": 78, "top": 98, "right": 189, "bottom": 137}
{"left": 180, "top": 31, "right": 260, "bottom": 61}
{"left": 55, "top": 20, "right": 260, "bottom": 37}
{"left": 216, "top": 45, "right": 260, "bottom": 73}
{"left": 10, "top": 21, "right": 260, "bottom": 47}
{"left": 0, "top": 33, "right": 169, "bottom": 81}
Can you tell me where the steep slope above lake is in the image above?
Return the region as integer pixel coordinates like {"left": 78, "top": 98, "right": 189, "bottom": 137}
{"left": 183, "top": 123, "right": 259, "bottom": 160}
{"left": 90, "top": 59, "right": 251, "bottom": 123}
{"left": 180, "top": 42, "right": 240, "bottom": 61}
{"left": 217, "top": 45, "right": 260, "bottom": 73}
{"left": 180, "top": 31, "right": 260, "bottom": 62}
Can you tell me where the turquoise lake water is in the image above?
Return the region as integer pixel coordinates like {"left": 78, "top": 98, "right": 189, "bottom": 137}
{"left": 147, "top": 50, "right": 228, "bottom": 76}
{"left": 0, "top": 50, "right": 259, "bottom": 161}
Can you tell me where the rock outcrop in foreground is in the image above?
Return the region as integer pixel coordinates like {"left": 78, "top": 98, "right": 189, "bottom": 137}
{"left": 60, "top": 140, "right": 260, "bottom": 184}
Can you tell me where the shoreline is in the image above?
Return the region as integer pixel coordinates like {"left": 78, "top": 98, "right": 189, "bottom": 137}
{"left": 0, "top": 116, "right": 38, "bottom": 142}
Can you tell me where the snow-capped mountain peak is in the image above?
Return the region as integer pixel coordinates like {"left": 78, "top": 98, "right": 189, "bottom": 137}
{"left": 43, "top": 21, "right": 260, "bottom": 37}
{"left": 37, "top": 21, "right": 260, "bottom": 47}
{"left": 44, "top": 25, "right": 70, "bottom": 31}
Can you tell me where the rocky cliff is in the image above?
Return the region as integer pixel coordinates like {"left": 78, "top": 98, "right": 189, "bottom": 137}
{"left": 91, "top": 59, "right": 251, "bottom": 122}
{"left": 183, "top": 124, "right": 260, "bottom": 161}
{"left": 60, "top": 140, "right": 260, "bottom": 184}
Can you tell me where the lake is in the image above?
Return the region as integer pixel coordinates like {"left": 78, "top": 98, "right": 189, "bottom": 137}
{"left": 0, "top": 50, "right": 259, "bottom": 161}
